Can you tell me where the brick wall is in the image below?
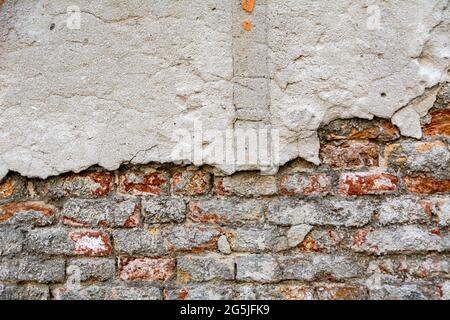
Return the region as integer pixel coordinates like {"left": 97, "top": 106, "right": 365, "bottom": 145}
{"left": 1, "top": 87, "right": 449, "bottom": 300}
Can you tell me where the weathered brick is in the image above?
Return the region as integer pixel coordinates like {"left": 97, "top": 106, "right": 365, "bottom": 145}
{"left": 278, "top": 173, "right": 330, "bottom": 196}
{"left": 69, "top": 231, "right": 112, "bottom": 256}
{"left": 113, "top": 228, "right": 165, "bottom": 256}
{"left": 236, "top": 255, "right": 281, "bottom": 283}
{"left": 0, "top": 228, "right": 23, "bottom": 256}
{"left": 298, "top": 229, "right": 348, "bottom": 253}
{"left": 367, "top": 256, "right": 449, "bottom": 280}
{"left": 320, "top": 142, "right": 379, "bottom": 168}
{"left": 0, "top": 284, "right": 49, "bottom": 300}
{"left": 316, "top": 286, "right": 368, "bottom": 300}
{"left": 165, "top": 284, "right": 234, "bottom": 300}
{"left": 53, "top": 285, "right": 162, "bottom": 300}
{"left": 352, "top": 226, "right": 444, "bottom": 254}
{"left": 118, "top": 257, "right": 175, "bottom": 282}
{"left": 369, "top": 284, "right": 441, "bottom": 300}
{"left": 0, "top": 201, "right": 55, "bottom": 227}
{"left": 67, "top": 258, "right": 116, "bottom": 282}
{"left": 165, "top": 224, "right": 222, "bottom": 252}
{"left": 0, "top": 257, "right": 65, "bottom": 283}
{"left": 280, "top": 254, "right": 362, "bottom": 281}
{"left": 403, "top": 176, "right": 450, "bottom": 195}
{"left": 37, "top": 171, "right": 113, "bottom": 198}
{"left": 423, "top": 109, "right": 450, "bottom": 137}
{"left": 378, "top": 197, "right": 432, "bottom": 225}
{"left": 385, "top": 141, "right": 450, "bottom": 172}
{"left": 171, "top": 170, "right": 211, "bottom": 196}
{"left": 188, "top": 199, "right": 264, "bottom": 225}
{"left": 339, "top": 172, "right": 398, "bottom": 196}
{"left": 142, "top": 197, "right": 186, "bottom": 224}
{"left": 321, "top": 118, "right": 400, "bottom": 142}
{"left": 434, "top": 198, "right": 450, "bottom": 226}
{"left": 118, "top": 167, "right": 169, "bottom": 196}
{"left": 27, "top": 228, "right": 111, "bottom": 257}
{"left": 62, "top": 198, "right": 140, "bottom": 228}
{"left": 177, "top": 254, "right": 235, "bottom": 282}
{"left": 267, "top": 199, "right": 373, "bottom": 227}
{"left": 235, "top": 284, "right": 315, "bottom": 300}
{"left": 215, "top": 173, "right": 277, "bottom": 196}
{"left": 229, "top": 226, "right": 287, "bottom": 252}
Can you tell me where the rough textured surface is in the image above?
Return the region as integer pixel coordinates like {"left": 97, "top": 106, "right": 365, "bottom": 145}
{"left": 0, "top": 84, "right": 449, "bottom": 300}
{"left": 0, "top": 0, "right": 449, "bottom": 178}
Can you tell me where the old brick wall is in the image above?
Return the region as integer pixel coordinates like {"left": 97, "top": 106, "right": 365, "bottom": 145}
{"left": 0, "top": 85, "right": 449, "bottom": 300}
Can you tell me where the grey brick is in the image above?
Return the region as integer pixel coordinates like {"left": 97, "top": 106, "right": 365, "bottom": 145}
{"left": 236, "top": 255, "right": 281, "bottom": 283}
{"left": 177, "top": 254, "right": 235, "bottom": 281}
{"left": 113, "top": 228, "right": 165, "bottom": 256}
{"left": 188, "top": 199, "right": 264, "bottom": 225}
{"left": 62, "top": 198, "right": 140, "bottom": 228}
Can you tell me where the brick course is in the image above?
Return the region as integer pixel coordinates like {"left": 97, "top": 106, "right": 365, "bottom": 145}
{"left": 1, "top": 98, "right": 449, "bottom": 300}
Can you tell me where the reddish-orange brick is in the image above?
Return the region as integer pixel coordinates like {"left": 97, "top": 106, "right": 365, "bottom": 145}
{"left": 403, "top": 176, "right": 450, "bottom": 194}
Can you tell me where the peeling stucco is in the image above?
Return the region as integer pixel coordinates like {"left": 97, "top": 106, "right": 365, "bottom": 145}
{"left": 0, "top": 0, "right": 449, "bottom": 179}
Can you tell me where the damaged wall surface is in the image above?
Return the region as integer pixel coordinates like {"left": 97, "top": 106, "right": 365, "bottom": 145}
{"left": 0, "top": 0, "right": 449, "bottom": 178}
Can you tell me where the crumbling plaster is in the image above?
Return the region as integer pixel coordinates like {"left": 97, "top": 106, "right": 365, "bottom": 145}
{"left": 0, "top": 0, "right": 449, "bottom": 179}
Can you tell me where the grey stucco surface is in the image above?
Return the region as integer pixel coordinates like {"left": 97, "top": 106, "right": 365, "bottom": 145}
{"left": 0, "top": 0, "right": 449, "bottom": 178}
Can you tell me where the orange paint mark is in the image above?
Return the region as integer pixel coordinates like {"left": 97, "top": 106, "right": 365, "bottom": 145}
{"left": 242, "top": 19, "right": 253, "bottom": 32}
{"left": 242, "top": 0, "right": 255, "bottom": 13}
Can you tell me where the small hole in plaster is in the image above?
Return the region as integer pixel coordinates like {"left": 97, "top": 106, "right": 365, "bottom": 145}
{"left": 49, "top": 23, "right": 56, "bottom": 31}
{"left": 380, "top": 92, "right": 387, "bottom": 97}
{"left": 212, "top": 7, "right": 216, "bottom": 11}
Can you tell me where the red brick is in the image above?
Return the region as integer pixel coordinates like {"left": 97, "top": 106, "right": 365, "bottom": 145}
{"left": 423, "top": 109, "right": 450, "bottom": 137}
{"left": 320, "top": 142, "right": 379, "bottom": 168}
{"left": 171, "top": 170, "right": 211, "bottom": 196}
{"left": 0, "top": 201, "right": 55, "bottom": 226}
{"left": 119, "top": 257, "right": 175, "bottom": 282}
{"left": 339, "top": 172, "right": 398, "bottom": 196}
{"left": 40, "top": 171, "right": 113, "bottom": 198}
{"left": 278, "top": 173, "right": 330, "bottom": 196}
{"left": 69, "top": 231, "right": 112, "bottom": 256}
{"left": 403, "top": 176, "right": 450, "bottom": 194}
{"left": 119, "top": 167, "right": 169, "bottom": 196}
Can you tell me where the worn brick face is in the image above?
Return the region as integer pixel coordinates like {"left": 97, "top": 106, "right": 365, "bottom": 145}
{"left": 171, "top": 170, "right": 211, "bottom": 196}
{"left": 339, "top": 172, "right": 399, "bottom": 196}
{"left": 320, "top": 142, "right": 379, "bottom": 168}
{"left": 69, "top": 231, "right": 112, "bottom": 257}
{"left": 403, "top": 176, "right": 450, "bottom": 195}
{"left": 321, "top": 118, "right": 400, "bottom": 142}
{"left": 62, "top": 198, "right": 140, "bottom": 228}
{"left": 423, "top": 109, "right": 450, "bottom": 137}
{"left": 386, "top": 141, "right": 450, "bottom": 172}
{"left": 0, "top": 201, "right": 55, "bottom": 226}
{"left": 278, "top": 173, "right": 330, "bottom": 196}
{"left": 2, "top": 93, "right": 450, "bottom": 300}
{"left": 38, "top": 171, "right": 113, "bottom": 198}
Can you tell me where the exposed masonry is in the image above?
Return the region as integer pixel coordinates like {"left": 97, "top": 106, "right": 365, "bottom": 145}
{"left": 0, "top": 85, "right": 449, "bottom": 300}
{"left": 0, "top": 0, "right": 449, "bottom": 178}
